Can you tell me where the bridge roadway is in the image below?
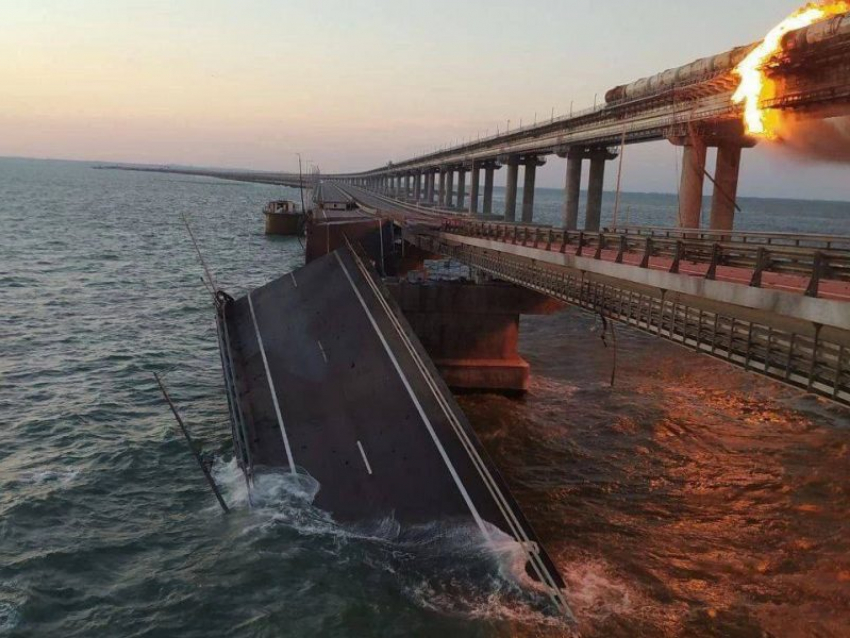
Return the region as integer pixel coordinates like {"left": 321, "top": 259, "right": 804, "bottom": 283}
{"left": 333, "top": 12, "right": 850, "bottom": 234}
{"left": 216, "top": 241, "right": 572, "bottom": 617}
{"left": 97, "top": 165, "right": 313, "bottom": 189}
{"left": 329, "top": 181, "right": 850, "bottom": 408}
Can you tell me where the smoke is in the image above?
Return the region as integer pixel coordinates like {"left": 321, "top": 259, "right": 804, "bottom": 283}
{"left": 773, "top": 114, "right": 850, "bottom": 163}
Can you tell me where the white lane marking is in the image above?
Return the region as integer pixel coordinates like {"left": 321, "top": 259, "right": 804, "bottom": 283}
{"left": 247, "top": 292, "right": 297, "bottom": 475}
{"left": 317, "top": 340, "right": 328, "bottom": 363}
{"left": 356, "top": 440, "right": 373, "bottom": 475}
{"left": 333, "top": 251, "right": 489, "bottom": 540}
{"left": 290, "top": 272, "right": 298, "bottom": 288}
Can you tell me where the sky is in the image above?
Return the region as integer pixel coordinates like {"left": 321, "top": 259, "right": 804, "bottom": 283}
{"left": 3, "top": 0, "right": 850, "bottom": 200}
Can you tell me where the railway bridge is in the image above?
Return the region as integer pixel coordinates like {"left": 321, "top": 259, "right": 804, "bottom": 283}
{"left": 312, "top": 14, "right": 850, "bottom": 408}
{"left": 335, "top": 13, "right": 850, "bottom": 234}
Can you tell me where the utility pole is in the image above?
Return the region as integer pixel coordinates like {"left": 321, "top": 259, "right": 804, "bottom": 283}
{"left": 295, "top": 152, "right": 306, "bottom": 214}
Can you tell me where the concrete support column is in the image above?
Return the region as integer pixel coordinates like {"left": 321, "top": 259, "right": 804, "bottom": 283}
{"left": 521, "top": 158, "right": 542, "bottom": 223}
{"left": 469, "top": 162, "right": 480, "bottom": 214}
{"left": 585, "top": 154, "right": 607, "bottom": 231}
{"left": 438, "top": 169, "right": 446, "bottom": 206}
{"left": 457, "top": 168, "right": 466, "bottom": 210}
{"left": 678, "top": 139, "right": 708, "bottom": 229}
{"left": 414, "top": 172, "right": 422, "bottom": 201}
{"left": 445, "top": 169, "right": 455, "bottom": 207}
{"left": 563, "top": 152, "right": 582, "bottom": 230}
{"left": 404, "top": 174, "right": 411, "bottom": 199}
{"left": 709, "top": 144, "right": 742, "bottom": 231}
{"left": 483, "top": 164, "right": 495, "bottom": 215}
{"left": 504, "top": 157, "right": 519, "bottom": 222}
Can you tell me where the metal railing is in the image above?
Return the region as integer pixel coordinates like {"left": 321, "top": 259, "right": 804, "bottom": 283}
{"left": 440, "top": 219, "right": 850, "bottom": 298}
{"left": 410, "top": 233, "right": 850, "bottom": 407}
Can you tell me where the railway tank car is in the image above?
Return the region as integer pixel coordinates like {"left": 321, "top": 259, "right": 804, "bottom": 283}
{"left": 604, "top": 44, "right": 755, "bottom": 104}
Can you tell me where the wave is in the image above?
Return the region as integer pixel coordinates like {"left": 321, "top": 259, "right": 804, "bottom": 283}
{"left": 211, "top": 457, "right": 576, "bottom": 628}
{"left": 18, "top": 468, "right": 80, "bottom": 487}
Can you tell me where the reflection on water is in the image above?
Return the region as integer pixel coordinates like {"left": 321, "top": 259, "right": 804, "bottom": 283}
{"left": 460, "top": 308, "right": 850, "bottom": 637}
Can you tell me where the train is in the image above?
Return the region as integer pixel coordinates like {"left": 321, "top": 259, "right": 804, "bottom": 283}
{"left": 604, "top": 12, "right": 850, "bottom": 105}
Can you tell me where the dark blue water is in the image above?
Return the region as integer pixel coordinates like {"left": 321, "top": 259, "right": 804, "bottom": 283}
{"left": 2, "top": 157, "right": 849, "bottom": 637}
{"left": 490, "top": 186, "right": 850, "bottom": 235}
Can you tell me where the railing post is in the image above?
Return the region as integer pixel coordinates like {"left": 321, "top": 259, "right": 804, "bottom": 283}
{"left": 594, "top": 233, "right": 604, "bottom": 259}
{"left": 670, "top": 241, "right": 682, "bottom": 274}
{"left": 615, "top": 235, "right": 627, "bottom": 264}
{"left": 750, "top": 247, "right": 771, "bottom": 288}
{"left": 805, "top": 252, "right": 825, "bottom": 298}
{"left": 577, "top": 231, "right": 585, "bottom": 257}
{"left": 706, "top": 242, "right": 721, "bottom": 280}
{"left": 640, "top": 237, "right": 652, "bottom": 268}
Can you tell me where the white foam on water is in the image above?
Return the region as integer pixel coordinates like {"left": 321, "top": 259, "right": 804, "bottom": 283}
{"left": 18, "top": 468, "right": 80, "bottom": 487}
{"left": 0, "top": 601, "right": 21, "bottom": 632}
{"left": 211, "top": 457, "right": 576, "bottom": 629}
{"left": 561, "top": 558, "right": 634, "bottom": 623}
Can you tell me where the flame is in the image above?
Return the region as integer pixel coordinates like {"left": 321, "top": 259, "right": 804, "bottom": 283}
{"left": 732, "top": 1, "right": 850, "bottom": 138}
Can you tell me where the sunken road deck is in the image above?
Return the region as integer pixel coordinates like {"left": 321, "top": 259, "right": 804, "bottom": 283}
{"left": 218, "top": 244, "right": 571, "bottom": 617}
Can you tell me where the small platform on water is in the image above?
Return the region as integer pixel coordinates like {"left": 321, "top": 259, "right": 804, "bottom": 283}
{"left": 263, "top": 200, "right": 304, "bottom": 236}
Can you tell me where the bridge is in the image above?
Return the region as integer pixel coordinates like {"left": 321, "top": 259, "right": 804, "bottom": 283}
{"left": 333, "top": 13, "right": 850, "bottom": 234}
{"left": 309, "top": 14, "right": 850, "bottom": 408}
{"left": 209, "top": 13, "right": 850, "bottom": 620}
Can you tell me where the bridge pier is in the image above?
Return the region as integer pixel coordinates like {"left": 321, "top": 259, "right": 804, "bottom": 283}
{"left": 678, "top": 138, "right": 708, "bottom": 228}
{"left": 483, "top": 162, "right": 497, "bottom": 215}
{"left": 457, "top": 167, "right": 466, "bottom": 210}
{"left": 414, "top": 171, "right": 422, "bottom": 201}
{"left": 710, "top": 144, "right": 742, "bottom": 231}
{"left": 446, "top": 169, "right": 455, "bottom": 207}
{"left": 586, "top": 149, "right": 615, "bottom": 231}
{"left": 438, "top": 169, "right": 447, "bottom": 206}
{"left": 386, "top": 280, "right": 563, "bottom": 392}
{"left": 425, "top": 171, "right": 435, "bottom": 203}
{"left": 404, "top": 174, "right": 411, "bottom": 199}
{"left": 563, "top": 150, "right": 582, "bottom": 230}
{"left": 504, "top": 157, "right": 519, "bottom": 222}
{"left": 469, "top": 162, "right": 480, "bottom": 214}
{"left": 522, "top": 156, "right": 545, "bottom": 223}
